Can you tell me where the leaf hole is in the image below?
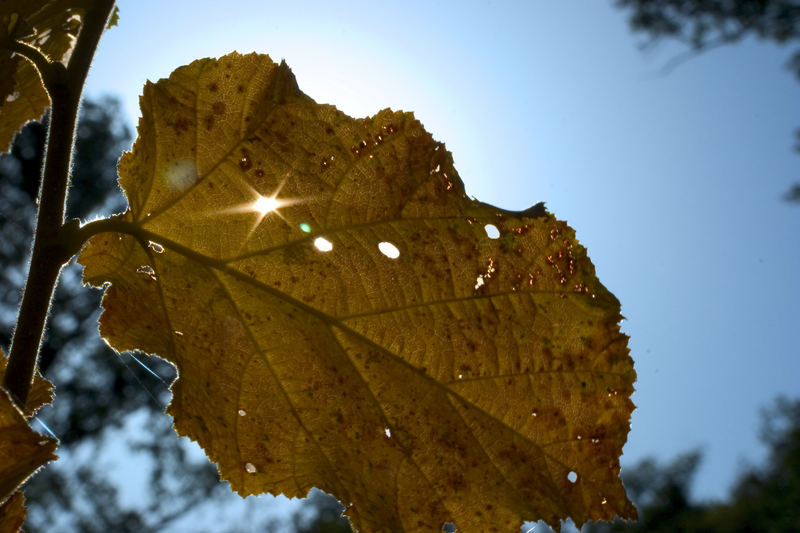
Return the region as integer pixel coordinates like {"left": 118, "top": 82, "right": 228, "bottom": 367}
{"left": 148, "top": 241, "right": 165, "bottom": 253}
{"left": 384, "top": 427, "right": 391, "bottom": 438}
{"left": 378, "top": 241, "right": 400, "bottom": 259}
{"left": 484, "top": 224, "right": 500, "bottom": 239}
{"left": 238, "top": 409, "right": 246, "bottom": 416}
{"left": 314, "top": 237, "right": 333, "bottom": 252}
{"left": 245, "top": 462, "right": 257, "bottom": 473}
{"left": 136, "top": 265, "right": 157, "bottom": 280}
{"left": 567, "top": 471, "right": 578, "bottom": 483}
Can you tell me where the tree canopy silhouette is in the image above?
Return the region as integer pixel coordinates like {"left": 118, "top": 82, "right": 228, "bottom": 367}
{"left": 615, "top": 0, "right": 800, "bottom": 202}
{"left": 616, "top": 0, "right": 800, "bottom": 73}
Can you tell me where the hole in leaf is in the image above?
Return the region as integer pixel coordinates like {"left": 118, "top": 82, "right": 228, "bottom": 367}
{"left": 238, "top": 409, "right": 246, "bottom": 416}
{"left": 148, "top": 241, "right": 165, "bottom": 253}
{"left": 378, "top": 241, "right": 400, "bottom": 259}
{"left": 245, "top": 462, "right": 256, "bottom": 473}
{"left": 314, "top": 237, "right": 333, "bottom": 252}
{"left": 136, "top": 265, "right": 157, "bottom": 280}
{"left": 384, "top": 427, "right": 391, "bottom": 438}
{"left": 484, "top": 224, "right": 500, "bottom": 239}
{"left": 567, "top": 471, "right": 578, "bottom": 483}
{"left": 299, "top": 222, "right": 311, "bottom": 233}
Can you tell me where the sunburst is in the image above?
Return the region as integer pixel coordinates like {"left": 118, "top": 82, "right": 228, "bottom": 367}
{"left": 252, "top": 195, "right": 282, "bottom": 215}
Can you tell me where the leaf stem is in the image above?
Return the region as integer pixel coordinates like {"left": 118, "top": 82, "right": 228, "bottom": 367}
{"left": 2, "top": 0, "right": 117, "bottom": 408}
{"left": 2, "top": 39, "right": 66, "bottom": 92}
{"left": 70, "top": 216, "right": 141, "bottom": 254}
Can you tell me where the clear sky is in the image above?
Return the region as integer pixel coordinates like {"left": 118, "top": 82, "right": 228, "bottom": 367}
{"left": 82, "top": 0, "right": 800, "bottom": 520}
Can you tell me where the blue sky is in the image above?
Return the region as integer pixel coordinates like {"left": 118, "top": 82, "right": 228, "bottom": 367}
{"left": 81, "top": 0, "right": 800, "bottom": 523}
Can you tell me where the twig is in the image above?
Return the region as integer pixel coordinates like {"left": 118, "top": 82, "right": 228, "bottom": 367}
{"left": 2, "top": 39, "right": 67, "bottom": 92}
{"left": 658, "top": 36, "right": 736, "bottom": 76}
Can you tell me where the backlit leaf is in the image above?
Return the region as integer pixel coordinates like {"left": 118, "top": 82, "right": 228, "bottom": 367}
{"left": 0, "top": 1, "right": 86, "bottom": 151}
{"left": 80, "top": 52, "right": 637, "bottom": 531}
{"left": 0, "top": 353, "right": 54, "bottom": 418}
{"left": 0, "top": 492, "right": 26, "bottom": 533}
{"left": 0, "top": 349, "right": 58, "bottom": 511}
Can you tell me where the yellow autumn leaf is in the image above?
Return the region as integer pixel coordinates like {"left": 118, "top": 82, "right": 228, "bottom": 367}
{"left": 0, "top": 349, "right": 56, "bottom": 527}
{"left": 0, "top": 354, "right": 54, "bottom": 418}
{"left": 0, "top": 1, "right": 86, "bottom": 151}
{"left": 0, "top": 355, "right": 58, "bottom": 510}
{"left": 79, "top": 52, "right": 636, "bottom": 532}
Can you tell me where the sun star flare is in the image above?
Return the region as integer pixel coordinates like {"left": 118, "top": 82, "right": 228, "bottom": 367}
{"left": 253, "top": 195, "right": 281, "bottom": 215}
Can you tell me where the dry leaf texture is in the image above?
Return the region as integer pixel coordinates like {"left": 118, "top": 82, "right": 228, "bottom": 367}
{"left": 0, "top": 354, "right": 54, "bottom": 418}
{"left": 80, "top": 52, "right": 636, "bottom": 532}
{"left": 0, "top": 1, "right": 86, "bottom": 151}
{"left": 0, "top": 491, "right": 26, "bottom": 533}
{"left": 0, "top": 349, "right": 56, "bottom": 529}
{"left": 0, "top": 350, "right": 57, "bottom": 511}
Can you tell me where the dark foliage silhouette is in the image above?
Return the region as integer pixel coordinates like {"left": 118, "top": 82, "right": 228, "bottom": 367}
{"left": 615, "top": 0, "right": 800, "bottom": 202}
{"left": 616, "top": 0, "right": 800, "bottom": 73}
